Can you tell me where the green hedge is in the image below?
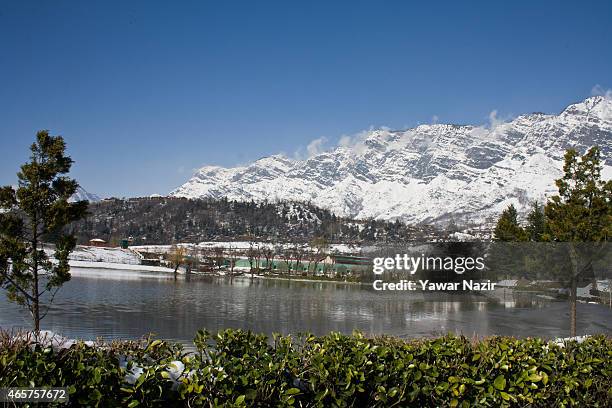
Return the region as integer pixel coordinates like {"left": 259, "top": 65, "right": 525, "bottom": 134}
{"left": 1, "top": 330, "right": 610, "bottom": 407}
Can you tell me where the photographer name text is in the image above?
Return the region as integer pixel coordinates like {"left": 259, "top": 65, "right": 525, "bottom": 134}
{"left": 372, "top": 279, "right": 496, "bottom": 291}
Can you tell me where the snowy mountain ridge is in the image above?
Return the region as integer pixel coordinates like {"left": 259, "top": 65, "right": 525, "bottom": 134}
{"left": 172, "top": 96, "right": 612, "bottom": 225}
{"left": 70, "top": 187, "right": 101, "bottom": 203}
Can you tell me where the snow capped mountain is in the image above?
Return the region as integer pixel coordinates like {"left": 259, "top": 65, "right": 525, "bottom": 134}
{"left": 70, "top": 187, "right": 101, "bottom": 203}
{"left": 172, "top": 96, "right": 612, "bottom": 225}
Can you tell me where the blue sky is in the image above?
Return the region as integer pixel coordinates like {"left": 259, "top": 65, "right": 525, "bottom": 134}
{"left": 1, "top": 0, "right": 611, "bottom": 197}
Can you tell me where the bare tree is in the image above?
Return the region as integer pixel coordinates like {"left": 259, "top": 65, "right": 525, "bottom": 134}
{"left": 213, "top": 247, "right": 225, "bottom": 270}
{"left": 274, "top": 244, "right": 283, "bottom": 274}
{"left": 188, "top": 245, "right": 200, "bottom": 273}
{"left": 254, "top": 244, "right": 262, "bottom": 272}
{"left": 246, "top": 243, "right": 257, "bottom": 279}
{"left": 263, "top": 245, "right": 275, "bottom": 272}
{"left": 245, "top": 233, "right": 261, "bottom": 276}
{"left": 227, "top": 245, "right": 238, "bottom": 279}
{"left": 310, "top": 237, "right": 329, "bottom": 276}
{"left": 280, "top": 249, "right": 293, "bottom": 277}
{"left": 293, "top": 243, "right": 304, "bottom": 275}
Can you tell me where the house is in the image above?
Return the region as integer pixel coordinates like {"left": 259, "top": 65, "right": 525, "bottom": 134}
{"left": 323, "top": 254, "right": 372, "bottom": 267}
{"left": 89, "top": 238, "right": 107, "bottom": 247}
{"left": 321, "top": 254, "right": 372, "bottom": 275}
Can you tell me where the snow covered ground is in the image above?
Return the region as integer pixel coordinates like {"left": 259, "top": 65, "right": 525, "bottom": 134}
{"left": 495, "top": 279, "right": 518, "bottom": 287}
{"left": 69, "top": 246, "right": 142, "bottom": 264}
{"left": 69, "top": 261, "right": 176, "bottom": 274}
{"left": 131, "top": 241, "right": 363, "bottom": 254}
{"left": 13, "top": 330, "right": 95, "bottom": 350}
{"left": 576, "top": 281, "right": 610, "bottom": 298}
{"left": 43, "top": 245, "right": 177, "bottom": 273}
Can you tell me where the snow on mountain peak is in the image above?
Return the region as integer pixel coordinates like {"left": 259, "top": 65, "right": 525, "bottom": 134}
{"left": 560, "top": 95, "right": 612, "bottom": 121}
{"left": 172, "top": 97, "right": 611, "bottom": 225}
{"left": 70, "top": 187, "right": 101, "bottom": 203}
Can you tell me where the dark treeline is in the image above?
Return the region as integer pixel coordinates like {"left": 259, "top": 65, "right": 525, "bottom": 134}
{"left": 68, "top": 197, "right": 440, "bottom": 245}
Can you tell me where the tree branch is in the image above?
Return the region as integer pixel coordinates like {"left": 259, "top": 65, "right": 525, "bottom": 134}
{"left": 0, "top": 270, "right": 35, "bottom": 302}
{"left": 39, "top": 286, "right": 61, "bottom": 320}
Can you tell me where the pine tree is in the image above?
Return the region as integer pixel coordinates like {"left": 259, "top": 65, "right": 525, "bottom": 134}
{"left": 0, "top": 131, "right": 88, "bottom": 331}
{"left": 544, "top": 146, "right": 611, "bottom": 336}
{"left": 525, "top": 201, "right": 546, "bottom": 242}
{"left": 493, "top": 204, "right": 527, "bottom": 241}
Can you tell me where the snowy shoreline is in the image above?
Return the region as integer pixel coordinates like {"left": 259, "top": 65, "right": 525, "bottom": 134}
{"left": 68, "top": 260, "right": 177, "bottom": 274}
{"left": 45, "top": 245, "right": 177, "bottom": 274}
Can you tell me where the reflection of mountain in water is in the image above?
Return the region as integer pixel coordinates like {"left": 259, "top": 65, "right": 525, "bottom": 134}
{"left": 1, "top": 273, "right": 610, "bottom": 346}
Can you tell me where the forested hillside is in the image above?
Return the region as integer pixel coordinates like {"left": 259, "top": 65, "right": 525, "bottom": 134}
{"left": 68, "top": 197, "right": 440, "bottom": 245}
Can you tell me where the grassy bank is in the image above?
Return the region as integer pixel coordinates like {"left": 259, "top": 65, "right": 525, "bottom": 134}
{"left": 1, "top": 330, "right": 610, "bottom": 407}
{"left": 252, "top": 272, "right": 362, "bottom": 284}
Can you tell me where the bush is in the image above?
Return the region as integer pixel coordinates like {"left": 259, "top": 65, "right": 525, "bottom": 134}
{"left": 1, "top": 329, "right": 610, "bottom": 407}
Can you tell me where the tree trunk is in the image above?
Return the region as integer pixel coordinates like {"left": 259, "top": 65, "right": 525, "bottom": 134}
{"left": 33, "top": 280, "right": 40, "bottom": 332}
{"left": 570, "top": 275, "right": 577, "bottom": 337}
{"left": 568, "top": 244, "right": 578, "bottom": 337}
{"left": 32, "top": 222, "right": 40, "bottom": 332}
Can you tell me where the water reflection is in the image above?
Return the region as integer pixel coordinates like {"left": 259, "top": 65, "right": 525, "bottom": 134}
{"left": 0, "top": 268, "right": 610, "bottom": 348}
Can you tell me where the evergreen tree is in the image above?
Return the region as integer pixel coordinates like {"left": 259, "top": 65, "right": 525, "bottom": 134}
{"left": 493, "top": 204, "right": 527, "bottom": 241}
{"left": 525, "top": 201, "right": 546, "bottom": 242}
{"left": 490, "top": 205, "right": 525, "bottom": 281}
{"left": 0, "top": 131, "right": 88, "bottom": 331}
{"left": 513, "top": 200, "right": 552, "bottom": 280}
{"left": 544, "top": 146, "right": 611, "bottom": 336}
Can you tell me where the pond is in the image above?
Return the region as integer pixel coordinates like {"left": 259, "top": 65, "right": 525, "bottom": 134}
{"left": 1, "top": 268, "right": 610, "bottom": 347}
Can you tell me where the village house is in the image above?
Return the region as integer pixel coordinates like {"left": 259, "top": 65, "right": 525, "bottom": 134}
{"left": 88, "top": 238, "right": 107, "bottom": 247}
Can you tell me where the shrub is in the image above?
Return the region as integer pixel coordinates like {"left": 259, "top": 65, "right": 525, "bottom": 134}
{"left": 1, "top": 329, "right": 610, "bottom": 407}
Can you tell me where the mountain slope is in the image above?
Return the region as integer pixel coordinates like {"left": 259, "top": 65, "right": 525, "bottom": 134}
{"left": 172, "top": 96, "right": 612, "bottom": 225}
{"left": 69, "top": 197, "right": 438, "bottom": 245}
{"left": 70, "top": 187, "right": 101, "bottom": 203}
